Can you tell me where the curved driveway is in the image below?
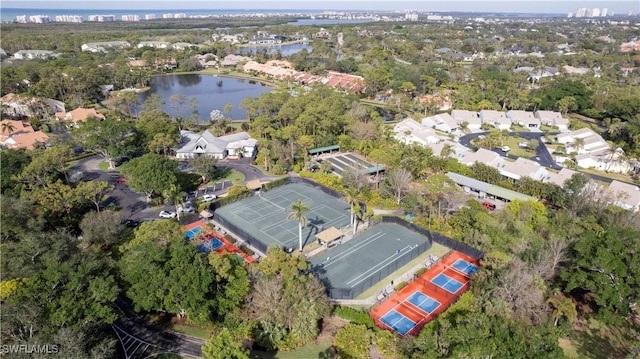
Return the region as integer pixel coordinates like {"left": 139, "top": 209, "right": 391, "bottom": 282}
{"left": 459, "top": 131, "right": 562, "bottom": 170}
{"left": 73, "top": 155, "right": 278, "bottom": 222}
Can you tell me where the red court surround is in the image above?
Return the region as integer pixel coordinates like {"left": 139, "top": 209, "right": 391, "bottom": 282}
{"left": 370, "top": 251, "right": 479, "bottom": 336}
{"left": 183, "top": 220, "right": 256, "bottom": 263}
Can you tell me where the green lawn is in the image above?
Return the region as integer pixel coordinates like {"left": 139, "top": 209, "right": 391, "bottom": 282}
{"left": 98, "top": 161, "right": 119, "bottom": 172}
{"left": 251, "top": 338, "right": 333, "bottom": 359}
{"left": 578, "top": 168, "right": 638, "bottom": 184}
{"left": 209, "top": 168, "right": 246, "bottom": 185}
{"left": 560, "top": 319, "right": 636, "bottom": 359}
{"left": 502, "top": 135, "right": 537, "bottom": 158}
{"left": 146, "top": 314, "right": 213, "bottom": 340}
{"left": 170, "top": 323, "right": 213, "bottom": 340}
{"left": 277, "top": 339, "right": 333, "bottom": 359}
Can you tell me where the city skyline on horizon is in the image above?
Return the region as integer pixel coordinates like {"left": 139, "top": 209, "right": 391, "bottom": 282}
{"left": 1, "top": 0, "right": 638, "bottom": 15}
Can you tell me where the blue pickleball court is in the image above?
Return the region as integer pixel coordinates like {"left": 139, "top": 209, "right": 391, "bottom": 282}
{"left": 406, "top": 291, "right": 441, "bottom": 314}
{"left": 451, "top": 258, "right": 479, "bottom": 276}
{"left": 379, "top": 309, "right": 417, "bottom": 336}
{"left": 431, "top": 273, "right": 464, "bottom": 294}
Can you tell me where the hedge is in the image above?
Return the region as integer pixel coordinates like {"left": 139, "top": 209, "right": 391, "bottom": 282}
{"left": 394, "top": 281, "right": 408, "bottom": 291}
{"left": 414, "top": 267, "right": 428, "bottom": 278}
{"left": 333, "top": 306, "right": 375, "bottom": 329}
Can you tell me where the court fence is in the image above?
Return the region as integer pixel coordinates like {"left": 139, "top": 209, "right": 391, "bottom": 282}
{"left": 213, "top": 214, "right": 269, "bottom": 254}
{"left": 275, "top": 176, "right": 344, "bottom": 199}
{"left": 322, "top": 238, "right": 431, "bottom": 300}
{"left": 210, "top": 177, "right": 345, "bottom": 256}
{"left": 370, "top": 216, "right": 484, "bottom": 261}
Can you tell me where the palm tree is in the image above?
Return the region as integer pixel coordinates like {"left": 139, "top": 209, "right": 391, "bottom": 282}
{"left": 344, "top": 188, "right": 359, "bottom": 235}
{"left": 163, "top": 184, "right": 186, "bottom": 221}
{"left": 547, "top": 295, "right": 577, "bottom": 326}
{"left": 1, "top": 121, "right": 16, "bottom": 135}
{"left": 287, "top": 199, "right": 310, "bottom": 252}
{"left": 573, "top": 137, "right": 585, "bottom": 154}
{"left": 440, "top": 143, "right": 455, "bottom": 158}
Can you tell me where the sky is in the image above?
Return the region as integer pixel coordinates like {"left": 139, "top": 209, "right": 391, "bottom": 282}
{"left": 1, "top": 0, "right": 639, "bottom": 14}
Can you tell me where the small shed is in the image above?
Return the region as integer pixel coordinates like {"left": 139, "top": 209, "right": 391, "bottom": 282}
{"left": 315, "top": 226, "right": 343, "bottom": 247}
{"left": 246, "top": 179, "right": 262, "bottom": 191}
{"left": 199, "top": 210, "right": 213, "bottom": 219}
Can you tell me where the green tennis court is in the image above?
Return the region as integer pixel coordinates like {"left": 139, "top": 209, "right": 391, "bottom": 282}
{"left": 214, "top": 183, "right": 351, "bottom": 251}
{"left": 309, "top": 223, "right": 431, "bottom": 299}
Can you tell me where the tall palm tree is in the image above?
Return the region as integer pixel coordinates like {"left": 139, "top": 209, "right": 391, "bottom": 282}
{"left": 440, "top": 143, "right": 455, "bottom": 158}
{"left": 1, "top": 121, "right": 16, "bottom": 135}
{"left": 344, "top": 188, "right": 359, "bottom": 235}
{"left": 573, "top": 137, "right": 585, "bottom": 154}
{"left": 287, "top": 199, "right": 310, "bottom": 252}
{"left": 163, "top": 184, "right": 186, "bottom": 221}
{"left": 547, "top": 295, "right": 577, "bottom": 326}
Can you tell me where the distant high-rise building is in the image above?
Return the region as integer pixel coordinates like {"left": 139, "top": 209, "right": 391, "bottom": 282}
{"left": 591, "top": 8, "right": 601, "bottom": 17}
{"left": 144, "top": 14, "right": 156, "bottom": 20}
{"left": 55, "top": 15, "right": 83, "bottom": 23}
{"left": 601, "top": 8, "right": 608, "bottom": 17}
{"left": 121, "top": 15, "right": 140, "bottom": 22}
{"left": 174, "top": 13, "right": 187, "bottom": 19}
{"left": 576, "top": 8, "right": 587, "bottom": 17}
{"left": 162, "top": 13, "right": 174, "bottom": 19}
{"left": 29, "top": 15, "right": 51, "bottom": 23}
{"left": 15, "top": 15, "right": 27, "bottom": 23}
{"left": 88, "top": 14, "right": 116, "bottom": 22}
{"left": 405, "top": 11, "right": 418, "bottom": 21}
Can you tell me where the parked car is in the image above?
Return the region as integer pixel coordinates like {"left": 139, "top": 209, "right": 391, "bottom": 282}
{"left": 159, "top": 210, "right": 177, "bottom": 219}
{"left": 201, "top": 194, "right": 217, "bottom": 202}
{"left": 178, "top": 202, "right": 195, "bottom": 213}
{"left": 501, "top": 146, "right": 511, "bottom": 152}
{"left": 121, "top": 219, "right": 140, "bottom": 228}
{"left": 482, "top": 201, "right": 496, "bottom": 211}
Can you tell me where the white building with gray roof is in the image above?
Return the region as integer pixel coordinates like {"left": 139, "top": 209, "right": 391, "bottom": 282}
{"left": 176, "top": 130, "right": 257, "bottom": 159}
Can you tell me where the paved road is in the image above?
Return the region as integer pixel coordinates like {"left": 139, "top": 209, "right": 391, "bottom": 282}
{"left": 73, "top": 155, "right": 277, "bottom": 222}
{"left": 113, "top": 297, "right": 204, "bottom": 359}
{"left": 459, "top": 131, "right": 562, "bottom": 170}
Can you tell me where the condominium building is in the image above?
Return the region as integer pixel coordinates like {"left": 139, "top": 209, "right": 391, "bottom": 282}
{"left": 121, "top": 15, "right": 140, "bottom": 22}
{"left": 29, "top": 15, "right": 51, "bottom": 23}
{"left": 55, "top": 15, "right": 83, "bottom": 23}
{"left": 88, "top": 14, "right": 116, "bottom": 22}
{"left": 144, "top": 14, "right": 156, "bottom": 20}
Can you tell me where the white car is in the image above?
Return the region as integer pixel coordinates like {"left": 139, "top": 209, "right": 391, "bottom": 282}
{"left": 201, "top": 194, "right": 217, "bottom": 202}
{"left": 178, "top": 202, "right": 195, "bottom": 213}
{"left": 501, "top": 146, "right": 511, "bottom": 152}
{"left": 159, "top": 210, "right": 177, "bottom": 219}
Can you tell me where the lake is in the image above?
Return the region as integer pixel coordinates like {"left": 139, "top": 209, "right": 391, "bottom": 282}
{"left": 237, "top": 42, "right": 313, "bottom": 56}
{"left": 137, "top": 74, "right": 273, "bottom": 121}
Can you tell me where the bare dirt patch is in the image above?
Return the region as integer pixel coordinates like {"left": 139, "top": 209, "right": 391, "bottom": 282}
{"left": 317, "top": 315, "right": 349, "bottom": 343}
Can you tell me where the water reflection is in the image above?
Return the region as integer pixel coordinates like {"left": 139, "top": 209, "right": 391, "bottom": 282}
{"left": 137, "top": 74, "right": 272, "bottom": 120}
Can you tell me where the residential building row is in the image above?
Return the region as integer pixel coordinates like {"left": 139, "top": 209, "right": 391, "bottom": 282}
{"left": 392, "top": 117, "right": 639, "bottom": 211}
{"left": 434, "top": 109, "right": 570, "bottom": 133}
{"left": 242, "top": 60, "right": 366, "bottom": 92}
{"left": 80, "top": 41, "right": 201, "bottom": 53}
